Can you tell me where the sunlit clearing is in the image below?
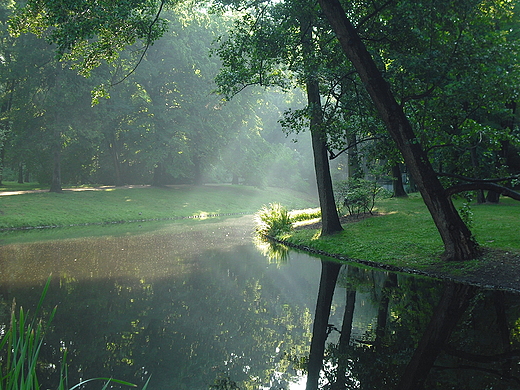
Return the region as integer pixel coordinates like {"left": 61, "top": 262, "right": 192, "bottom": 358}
{"left": 292, "top": 217, "right": 320, "bottom": 228}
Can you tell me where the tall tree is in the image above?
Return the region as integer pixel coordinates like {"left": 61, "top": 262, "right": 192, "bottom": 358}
{"left": 315, "top": 0, "right": 518, "bottom": 260}
{"left": 215, "top": 0, "right": 343, "bottom": 234}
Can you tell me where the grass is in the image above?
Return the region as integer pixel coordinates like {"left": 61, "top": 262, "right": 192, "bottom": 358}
{"left": 0, "top": 182, "right": 317, "bottom": 230}
{"left": 283, "top": 193, "right": 520, "bottom": 270}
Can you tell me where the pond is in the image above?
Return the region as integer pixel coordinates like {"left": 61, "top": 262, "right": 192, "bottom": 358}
{"left": 1, "top": 216, "right": 520, "bottom": 390}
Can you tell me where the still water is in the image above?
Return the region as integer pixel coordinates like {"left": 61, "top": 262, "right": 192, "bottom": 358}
{"left": 1, "top": 216, "right": 520, "bottom": 390}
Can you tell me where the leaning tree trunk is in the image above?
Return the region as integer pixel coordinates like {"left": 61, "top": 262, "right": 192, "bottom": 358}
{"left": 317, "top": 0, "right": 478, "bottom": 260}
{"left": 300, "top": 15, "right": 343, "bottom": 236}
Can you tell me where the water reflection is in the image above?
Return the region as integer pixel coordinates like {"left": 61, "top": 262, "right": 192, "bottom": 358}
{"left": 0, "top": 218, "right": 520, "bottom": 389}
{"left": 304, "top": 260, "right": 520, "bottom": 390}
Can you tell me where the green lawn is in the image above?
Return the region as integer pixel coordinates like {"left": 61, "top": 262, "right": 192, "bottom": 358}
{"left": 0, "top": 182, "right": 317, "bottom": 229}
{"left": 284, "top": 193, "right": 520, "bottom": 269}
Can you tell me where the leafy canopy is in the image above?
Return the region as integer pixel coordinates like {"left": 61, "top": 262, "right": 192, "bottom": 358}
{"left": 9, "top": 0, "right": 171, "bottom": 75}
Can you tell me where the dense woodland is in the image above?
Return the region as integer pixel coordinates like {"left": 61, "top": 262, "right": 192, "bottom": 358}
{"left": 2, "top": 0, "right": 520, "bottom": 260}
{"left": 0, "top": 2, "right": 317, "bottom": 191}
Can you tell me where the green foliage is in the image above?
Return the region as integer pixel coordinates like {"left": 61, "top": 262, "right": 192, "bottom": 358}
{"left": 334, "top": 178, "right": 386, "bottom": 216}
{"left": 209, "top": 373, "right": 240, "bottom": 390}
{"left": 0, "top": 278, "right": 55, "bottom": 390}
{"left": 254, "top": 203, "right": 292, "bottom": 237}
{"left": 9, "top": 0, "right": 169, "bottom": 75}
{"left": 458, "top": 193, "right": 475, "bottom": 229}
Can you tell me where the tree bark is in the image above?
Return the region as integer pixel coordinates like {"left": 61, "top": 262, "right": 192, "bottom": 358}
{"left": 317, "top": 0, "right": 478, "bottom": 260}
{"left": 300, "top": 15, "right": 343, "bottom": 236}
{"left": 192, "top": 155, "right": 204, "bottom": 186}
{"left": 108, "top": 138, "right": 123, "bottom": 186}
{"left": 17, "top": 161, "right": 23, "bottom": 184}
{"left": 306, "top": 260, "right": 343, "bottom": 390}
{"left": 391, "top": 164, "right": 407, "bottom": 197}
{"left": 0, "top": 145, "right": 4, "bottom": 185}
{"left": 470, "top": 147, "right": 485, "bottom": 204}
{"left": 49, "top": 147, "right": 62, "bottom": 193}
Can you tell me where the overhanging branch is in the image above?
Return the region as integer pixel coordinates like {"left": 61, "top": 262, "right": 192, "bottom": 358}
{"left": 445, "top": 182, "right": 520, "bottom": 201}
{"left": 438, "top": 172, "right": 520, "bottom": 184}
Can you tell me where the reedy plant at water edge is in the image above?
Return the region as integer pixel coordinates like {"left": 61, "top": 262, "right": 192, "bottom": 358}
{"left": 254, "top": 203, "right": 292, "bottom": 237}
{"left": 0, "top": 278, "right": 55, "bottom": 390}
{"left": 0, "top": 278, "right": 148, "bottom": 390}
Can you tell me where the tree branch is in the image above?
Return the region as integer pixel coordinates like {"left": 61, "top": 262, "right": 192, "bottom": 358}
{"left": 438, "top": 172, "right": 520, "bottom": 183}
{"left": 356, "top": 0, "right": 396, "bottom": 29}
{"left": 444, "top": 345, "right": 520, "bottom": 363}
{"left": 111, "top": 0, "right": 166, "bottom": 87}
{"left": 328, "top": 135, "right": 384, "bottom": 160}
{"left": 445, "top": 182, "right": 520, "bottom": 201}
{"left": 400, "top": 84, "right": 437, "bottom": 105}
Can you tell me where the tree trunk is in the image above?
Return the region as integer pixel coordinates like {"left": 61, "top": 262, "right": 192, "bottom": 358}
{"left": 317, "top": 0, "right": 478, "bottom": 260}
{"left": 49, "top": 147, "right": 62, "bottom": 193}
{"left": 108, "top": 139, "right": 123, "bottom": 186}
{"left": 193, "top": 155, "right": 204, "bottom": 186}
{"left": 306, "top": 260, "right": 343, "bottom": 390}
{"left": 347, "top": 132, "right": 362, "bottom": 179}
{"left": 486, "top": 190, "right": 500, "bottom": 203}
{"left": 0, "top": 145, "right": 4, "bottom": 186}
{"left": 392, "top": 164, "right": 407, "bottom": 197}
{"left": 300, "top": 15, "right": 343, "bottom": 236}
{"left": 18, "top": 161, "right": 23, "bottom": 184}
{"left": 470, "top": 147, "right": 485, "bottom": 203}
{"left": 152, "top": 162, "right": 165, "bottom": 187}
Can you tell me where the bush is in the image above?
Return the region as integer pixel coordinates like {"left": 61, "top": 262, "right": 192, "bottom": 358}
{"left": 254, "top": 203, "right": 292, "bottom": 236}
{"left": 335, "top": 178, "right": 386, "bottom": 216}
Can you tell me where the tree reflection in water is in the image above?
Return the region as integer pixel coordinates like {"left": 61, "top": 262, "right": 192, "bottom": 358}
{"left": 303, "top": 258, "right": 520, "bottom": 390}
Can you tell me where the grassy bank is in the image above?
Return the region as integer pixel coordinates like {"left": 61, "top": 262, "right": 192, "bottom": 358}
{"left": 284, "top": 193, "right": 520, "bottom": 270}
{"left": 0, "top": 182, "right": 317, "bottom": 230}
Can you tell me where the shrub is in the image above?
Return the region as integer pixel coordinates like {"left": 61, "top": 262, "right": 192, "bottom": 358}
{"left": 254, "top": 203, "right": 292, "bottom": 236}
{"left": 335, "top": 178, "right": 385, "bottom": 216}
